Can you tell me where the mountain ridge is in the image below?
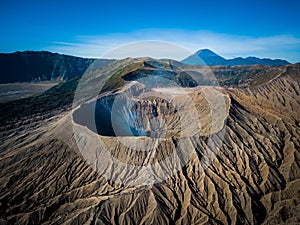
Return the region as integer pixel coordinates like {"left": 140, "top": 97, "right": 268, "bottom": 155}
{"left": 0, "top": 50, "right": 293, "bottom": 84}
{"left": 182, "top": 49, "right": 291, "bottom": 66}
{"left": 0, "top": 51, "right": 111, "bottom": 83}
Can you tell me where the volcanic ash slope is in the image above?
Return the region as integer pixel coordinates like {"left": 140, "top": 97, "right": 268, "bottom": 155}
{"left": 0, "top": 63, "right": 299, "bottom": 224}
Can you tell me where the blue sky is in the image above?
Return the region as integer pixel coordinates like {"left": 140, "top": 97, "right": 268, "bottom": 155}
{"left": 0, "top": 0, "right": 299, "bottom": 62}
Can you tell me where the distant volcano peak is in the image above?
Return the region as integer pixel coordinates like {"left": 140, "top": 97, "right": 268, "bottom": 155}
{"left": 182, "top": 49, "right": 290, "bottom": 66}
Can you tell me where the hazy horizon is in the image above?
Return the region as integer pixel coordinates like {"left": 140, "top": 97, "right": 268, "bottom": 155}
{"left": 0, "top": 45, "right": 296, "bottom": 64}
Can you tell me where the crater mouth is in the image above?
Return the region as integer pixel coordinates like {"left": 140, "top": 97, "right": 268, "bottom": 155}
{"left": 73, "top": 93, "right": 178, "bottom": 138}
{"left": 72, "top": 85, "right": 229, "bottom": 139}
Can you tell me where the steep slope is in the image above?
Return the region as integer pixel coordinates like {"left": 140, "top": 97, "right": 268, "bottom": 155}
{"left": 0, "top": 51, "right": 111, "bottom": 83}
{"left": 182, "top": 49, "right": 290, "bottom": 66}
{"left": 182, "top": 49, "right": 227, "bottom": 66}
{"left": 0, "top": 62, "right": 299, "bottom": 224}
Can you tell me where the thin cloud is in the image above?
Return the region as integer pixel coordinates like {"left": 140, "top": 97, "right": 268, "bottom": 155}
{"left": 46, "top": 29, "right": 300, "bottom": 62}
